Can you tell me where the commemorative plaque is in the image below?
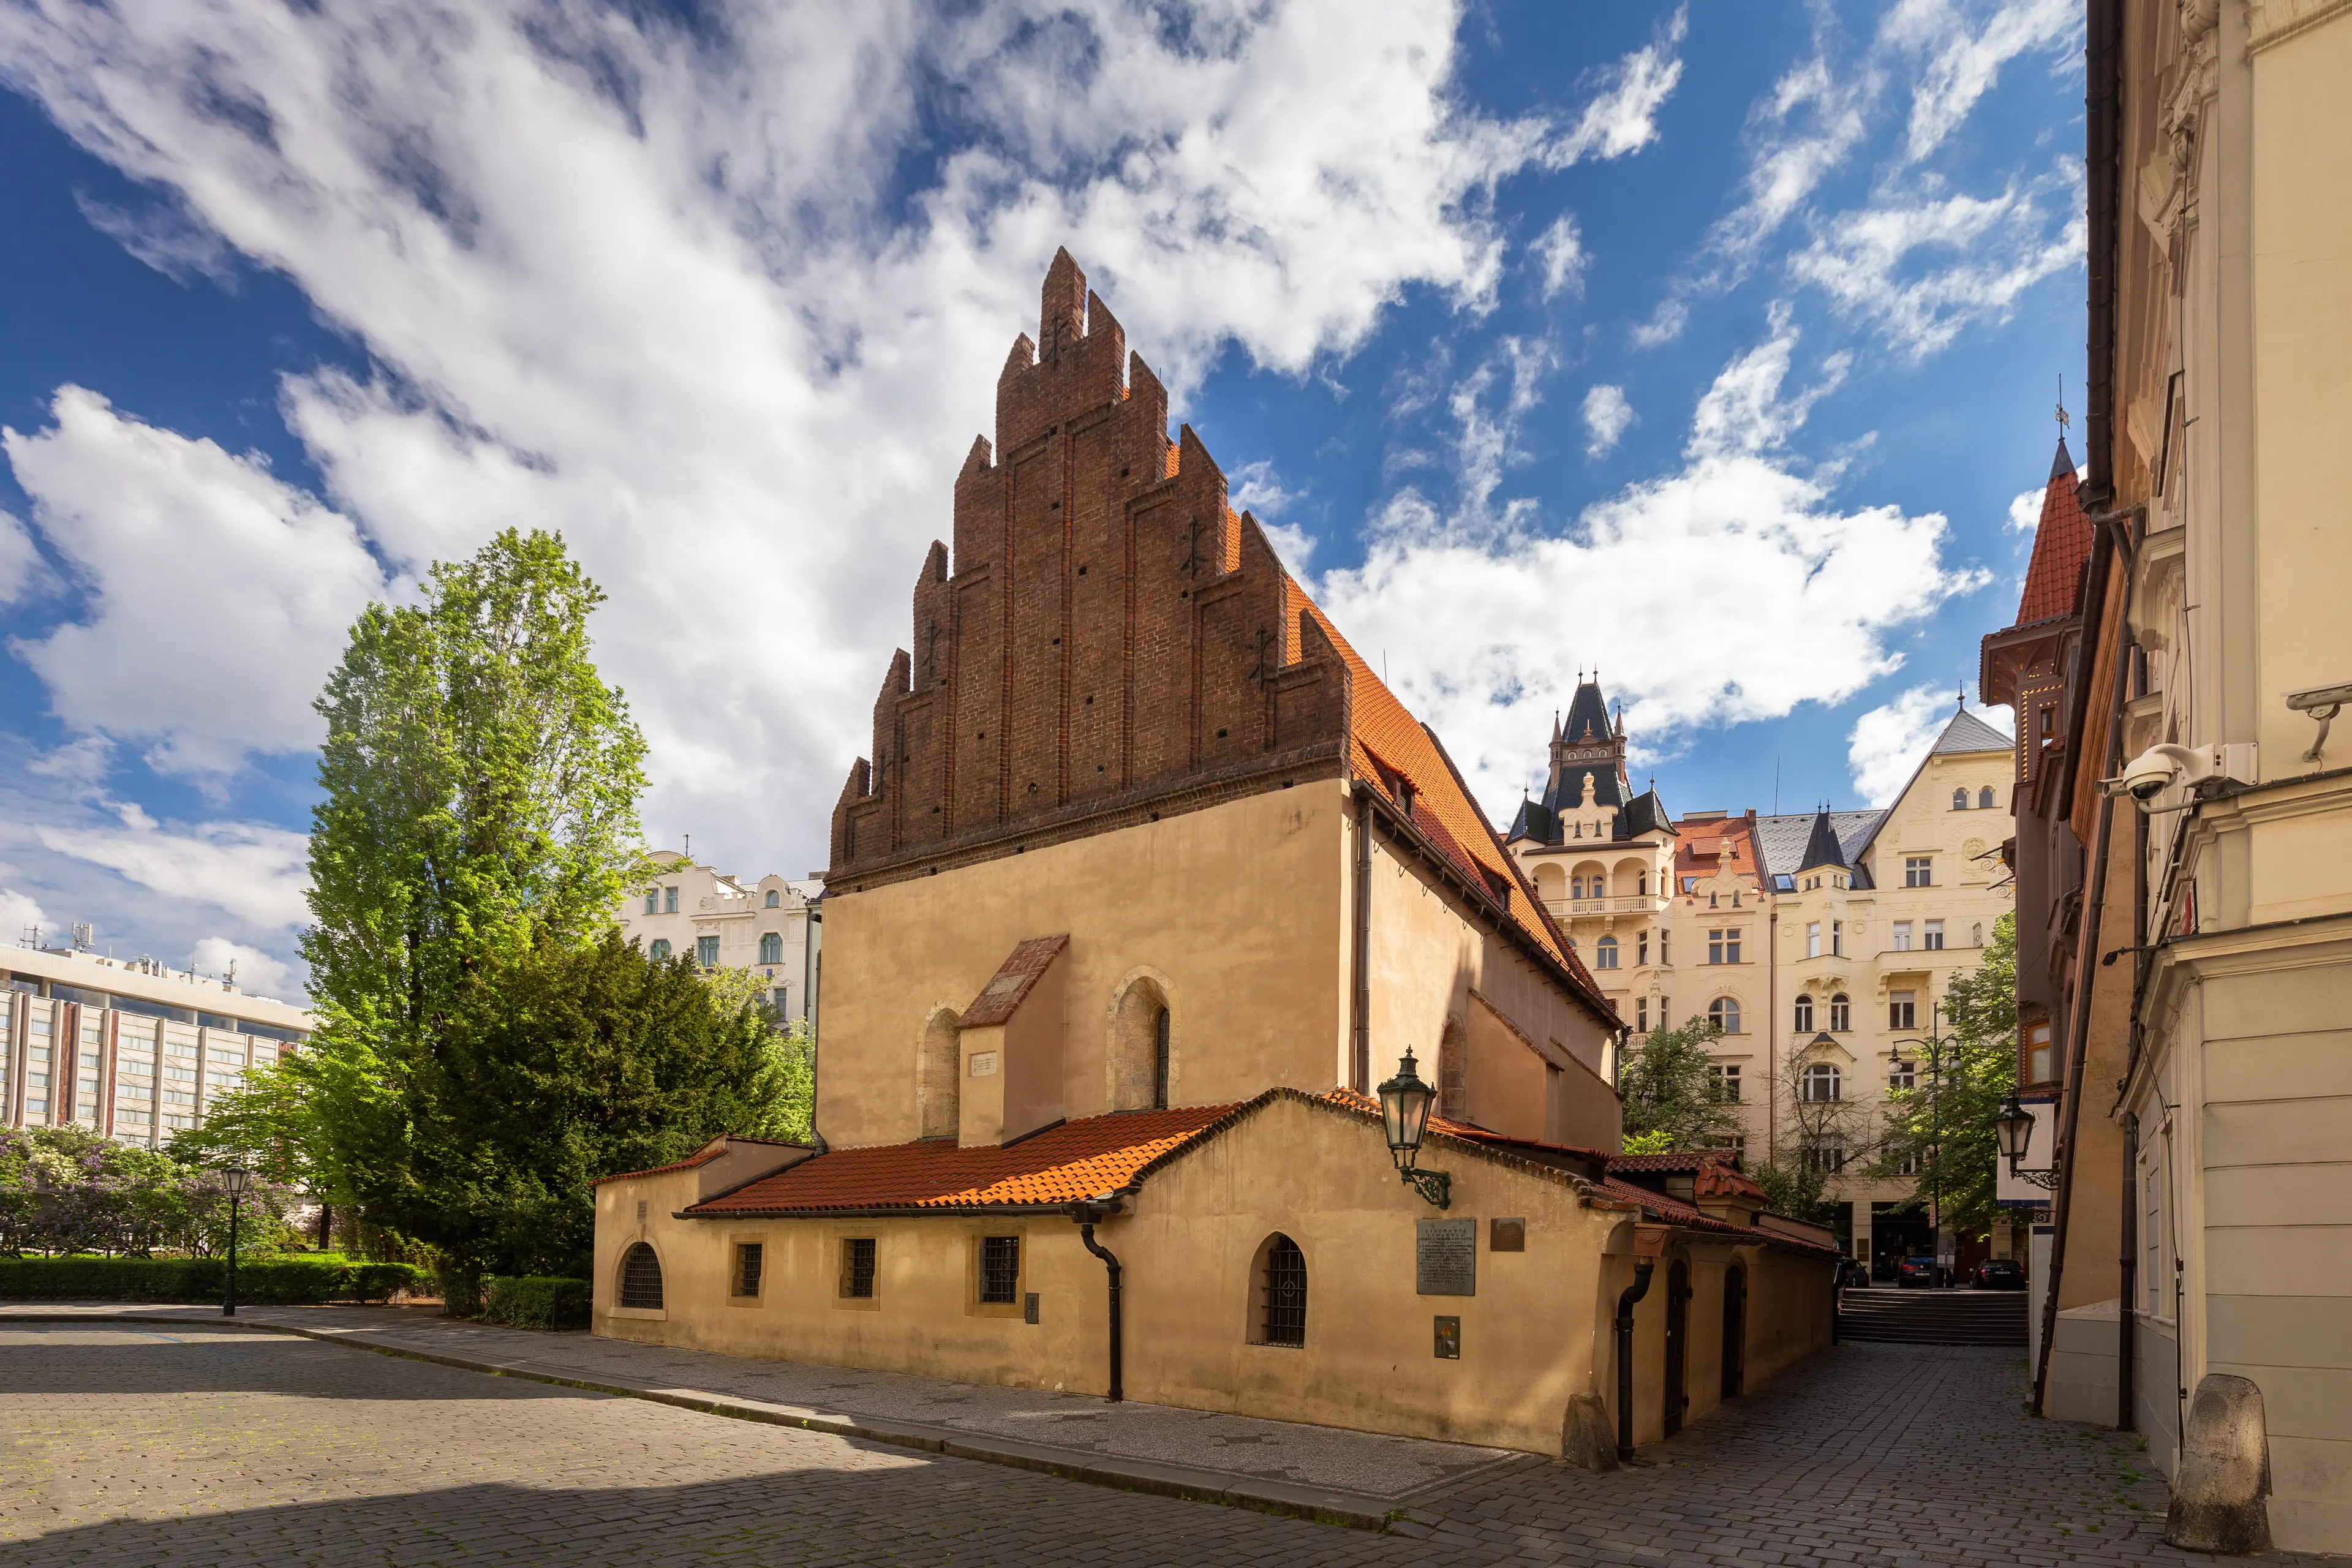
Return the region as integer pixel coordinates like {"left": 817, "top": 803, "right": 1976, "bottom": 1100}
{"left": 1415, "top": 1218, "right": 1477, "bottom": 1296}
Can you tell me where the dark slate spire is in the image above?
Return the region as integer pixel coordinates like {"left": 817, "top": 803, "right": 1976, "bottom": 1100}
{"left": 2049, "top": 435, "right": 2076, "bottom": 483}
{"left": 1540, "top": 676, "right": 1630, "bottom": 820}
{"left": 1798, "top": 806, "right": 1847, "bottom": 872}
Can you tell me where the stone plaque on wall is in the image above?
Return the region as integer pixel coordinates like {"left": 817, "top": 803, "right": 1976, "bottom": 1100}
{"left": 1416, "top": 1218, "right": 1477, "bottom": 1295}
{"left": 1490, "top": 1216, "right": 1526, "bottom": 1252}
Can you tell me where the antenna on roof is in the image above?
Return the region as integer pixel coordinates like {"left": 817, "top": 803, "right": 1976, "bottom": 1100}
{"left": 684, "top": 833, "right": 690, "bottom": 858}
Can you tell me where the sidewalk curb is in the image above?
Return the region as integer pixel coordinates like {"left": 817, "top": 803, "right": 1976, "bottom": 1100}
{"left": 6, "top": 1308, "right": 1444, "bottom": 1532}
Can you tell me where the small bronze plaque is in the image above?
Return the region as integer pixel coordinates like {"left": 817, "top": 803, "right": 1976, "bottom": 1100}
{"left": 1416, "top": 1218, "right": 1477, "bottom": 1295}
{"left": 1433, "top": 1315, "right": 1461, "bottom": 1359}
{"left": 1023, "top": 1292, "right": 1039, "bottom": 1324}
{"left": 1490, "top": 1217, "right": 1526, "bottom": 1252}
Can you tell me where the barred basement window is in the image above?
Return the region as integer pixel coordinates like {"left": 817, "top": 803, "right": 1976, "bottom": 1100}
{"left": 1261, "top": 1234, "right": 1307, "bottom": 1347}
{"left": 979, "top": 1236, "right": 1020, "bottom": 1303}
{"left": 619, "top": 1243, "right": 664, "bottom": 1310}
{"left": 733, "top": 1243, "right": 764, "bottom": 1298}
{"left": 842, "top": 1237, "right": 876, "bottom": 1299}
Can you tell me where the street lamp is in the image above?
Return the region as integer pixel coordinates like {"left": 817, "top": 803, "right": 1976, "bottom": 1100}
{"left": 1994, "top": 1093, "right": 2059, "bottom": 1188}
{"left": 221, "top": 1164, "right": 252, "bottom": 1318}
{"left": 1376, "top": 1050, "right": 1452, "bottom": 1210}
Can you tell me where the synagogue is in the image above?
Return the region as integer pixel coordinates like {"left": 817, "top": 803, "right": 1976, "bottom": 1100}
{"left": 593, "top": 251, "right": 1837, "bottom": 1458}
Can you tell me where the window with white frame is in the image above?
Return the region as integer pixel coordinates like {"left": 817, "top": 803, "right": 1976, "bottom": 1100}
{"left": 1595, "top": 935, "right": 1619, "bottom": 970}
{"left": 1889, "top": 990, "right": 1917, "bottom": 1030}
{"left": 1708, "top": 997, "right": 1742, "bottom": 1035}
{"left": 1831, "top": 921, "right": 1844, "bottom": 957}
{"left": 1904, "top": 857, "right": 1932, "bottom": 888}
{"left": 2024, "top": 1019, "right": 2054, "bottom": 1084}
{"left": 1793, "top": 994, "right": 1814, "bottom": 1032}
{"left": 1803, "top": 1139, "right": 1845, "bottom": 1174}
{"left": 1802, "top": 1063, "right": 1842, "bottom": 1101}
{"left": 1806, "top": 921, "right": 1822, "bottom": 958}
{"left": 1893, "top": 921, "right": 1913, "bottom": 951}
{"left": 1707, "top": 929, "right": 1741, "bottom": 964}
{"left": 1635, "top": 997, "right": 1649, "bottom": 1033}
{"left": 1829, "top": 994, "right": 1851, "bottom": 1031}
{"left": 1711, "top": 1063, "right": 1742, "bottom": 1101}
{"left": 1888, "top": 1060, "right": 1917, "bottom": 1091}
{"left": 1924, "top": 919, "right": 1944, "bottom": 951}
{"left": 1637, "top": 930, "right": 1650, "bottom": 966}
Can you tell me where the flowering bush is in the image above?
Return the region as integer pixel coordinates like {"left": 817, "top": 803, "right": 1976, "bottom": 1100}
{"left": 0, "top": 1126, "right": 303, "bottom": 1258}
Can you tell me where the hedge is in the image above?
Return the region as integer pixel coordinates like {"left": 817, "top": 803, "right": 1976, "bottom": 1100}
{"left": 0, "top": 1256, "right": 424, "bottom": 1305}
{"left": 481, "top": 1275, "right": 592, "bottom": 1331}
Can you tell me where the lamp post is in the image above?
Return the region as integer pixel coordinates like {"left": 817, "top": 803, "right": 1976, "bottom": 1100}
{"left": 1994, "top": 1093, "right": 2059, "bottom": 1189}
{"left": 1376, "top": 1050, "right": 1451, "bottom": 1210}
{"left": 221, "top": 1164, "right": 252, "bottom": 1317}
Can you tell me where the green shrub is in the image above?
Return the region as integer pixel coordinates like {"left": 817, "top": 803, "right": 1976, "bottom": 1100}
{"left": 0, "top": 1255, "right": 424, "bottom": 1305}
{"left": 481, "top": 1275, "right": 591, "bottom": 1331}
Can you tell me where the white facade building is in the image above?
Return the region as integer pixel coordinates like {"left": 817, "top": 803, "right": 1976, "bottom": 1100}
{"left": 3, "top": 942, "right": 315, "bottom": 1146}
{"left": 616, "top": 850, "right": 823, "bottom": 1027}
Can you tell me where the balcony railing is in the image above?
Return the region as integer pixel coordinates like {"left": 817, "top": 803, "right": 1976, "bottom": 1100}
{"left": 1548, "top": 895, "right": 1664, "bottom": 918}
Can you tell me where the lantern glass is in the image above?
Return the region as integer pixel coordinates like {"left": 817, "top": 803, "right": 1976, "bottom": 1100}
{"left": 1993, "top": 1095, "right": 2034, "bottom": 1162}
{"left": 1378, "top": 1050, "right": 1434, "bottom": 1158}
{"left": 222, "top": 1164, "right": 254, "bottom": 1198}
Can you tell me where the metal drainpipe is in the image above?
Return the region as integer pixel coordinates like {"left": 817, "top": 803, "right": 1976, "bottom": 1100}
{"left": 1074, "top": 1204, "right": 1123, "bottom": 1403}
{"left": 2120, "top": 1113, "right": 2138, "bottom": 1431}
{"left": 1614, "top": 1259, "right": 1656, "bottom": 1462}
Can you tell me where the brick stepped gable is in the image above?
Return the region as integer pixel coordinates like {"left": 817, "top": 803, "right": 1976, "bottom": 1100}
{"left": 829, "top": 250, "right": 1351, "bottom": 888}
{"left": 1839, "top": 1288, "right": 2029, "bottom": 1347}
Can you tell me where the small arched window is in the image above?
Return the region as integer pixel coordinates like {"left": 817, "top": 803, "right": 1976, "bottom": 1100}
{"left": 1257, "top": 1234, "right": 1307, "bottom": 1347}
{"left": 1110, "top": 979, "right": 1171, "bottom": 1112}
{"left": 765, "top": 889, "right": 781, "bottom": 908}
{"left": 758, "top": 931, "right": 783, "bottom": 965}
{"left": 1951, "top": 788, "right": 1968, "bottom": 810}
{"left": 1595, "top": 935, "right": 1619, "bottom": 970}
{"left": 1708, "top": 997, "right": 1741, "bottom": 1035}
{"left": 1829, "top": 993, "right": 1851, "bottom": 1031}
{"left": 1152, "top": 1005, "right": 1171, "bottom": 1110}
{"left": 619, "top": 1243, "right": 664, "bottom": 1310}
{"left": 1793, "top": 994, "right": 1814, "bottom": 1032}
{"left": 648, "top": 938, "right": 672, "bottom": 963}
{"left": 918, "top": 1009, "right": 961, "bottom": 1139}
{"left": 1979, "top": 786, "right": 1996, "bottom": 810}
{"left": 1803, "top": 1063, "right": 1843, "bottom": 1102}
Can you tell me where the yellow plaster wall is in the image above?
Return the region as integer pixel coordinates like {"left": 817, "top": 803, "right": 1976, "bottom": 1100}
{"left": 592, "top": 1096, "right": 1831, "bottom": 1456}
{"left": 817, "top": 783, "right": 1352, "bottom": 1148}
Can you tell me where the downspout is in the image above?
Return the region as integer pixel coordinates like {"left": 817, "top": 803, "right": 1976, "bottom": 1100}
{"left": 2120, "top": 1113, "right": 2139, "bottom": 1431}
{"left": 1614, "top": 1260, "right": 1655, "bottom": 1462}
{"left": 1074, "top": 1202, "right": 1123, "bottom": 1403}
{"left": 1351, "top": 783, "right": 1373, "bottom": 1094}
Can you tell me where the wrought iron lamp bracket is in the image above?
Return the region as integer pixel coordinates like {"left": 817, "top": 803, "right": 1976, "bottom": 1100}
{"left": 1400, "top": 1163, "right": 1453, "bottom": 1209}
{"left": 2007, "top": 1158, "right": 2060, "bottom": 1190}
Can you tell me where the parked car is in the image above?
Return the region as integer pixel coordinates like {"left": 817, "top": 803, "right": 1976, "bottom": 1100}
{"left": 1973, "top": 1257, "right": 2026, "bottom": 1290}
{"left": 1896, "top": 1255, "right": 1939, "bottom": 1288}
{"left": 1837, "top": 1259, "right": 1871, "bottom": 1290}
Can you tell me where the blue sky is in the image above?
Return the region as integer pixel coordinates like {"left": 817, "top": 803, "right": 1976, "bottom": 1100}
{"left": 0, "top": 1, "right": 2081, "bottom": 999}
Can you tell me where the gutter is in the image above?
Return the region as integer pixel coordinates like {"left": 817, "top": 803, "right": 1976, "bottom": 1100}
{"left": 1351, "top": 782, "right": 1373, "bottom": 1093}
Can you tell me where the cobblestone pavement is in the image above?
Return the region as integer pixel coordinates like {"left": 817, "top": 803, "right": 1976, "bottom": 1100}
{"left": 1, "top": 1325, "right": 2330, "bottom": 1566}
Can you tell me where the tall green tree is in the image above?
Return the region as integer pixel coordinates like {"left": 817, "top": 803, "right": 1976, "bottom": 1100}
{"left": 1866, "top": 911, "right": 2019, "bottom": 1239}
{"left": 303, "top": 527, "right": 648, "bottom": 1041}
{"left": 1618, "top": 1016, "right": 1744, "bottom": 1153}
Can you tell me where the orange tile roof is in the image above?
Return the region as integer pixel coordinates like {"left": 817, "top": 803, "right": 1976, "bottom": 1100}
{"left": 2015, "top": 452, "right": 2092, "bottom": 627}
{"left": 682, "top": 1103, "right": 1237, "bottom": 1215}
{"left": 1283, "top": 581, "right": 1606, "bottom": 1013}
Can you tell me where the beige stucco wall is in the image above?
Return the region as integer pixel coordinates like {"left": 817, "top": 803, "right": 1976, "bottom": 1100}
{"left": 591, "top": 1095, "right": 1831, "bottom": 1455}
{"left": 816, "top": 783, "right": 1352, "bottom": 1148}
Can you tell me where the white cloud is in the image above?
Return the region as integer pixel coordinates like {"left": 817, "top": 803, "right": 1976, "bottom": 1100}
{"left": 1547, "top": 7, "right": 1687, "bottom": 165}
{"left": 2009, "top": 484, "right": 2046, "bottom": 531}
{"left": 1532, "top": 214, "right": 1587, "bottom": 301}
{"left": 35, "top": 805, "right": 309, "bottom": 931}
{"left": 1847, "top": 682, "right": 1953, "bottom": 804}
{"left": 1581, "top": 384, "right": 1634, "bottom": 457}
{"left": 0, "top": 0, "right": 1627, "bottom": 880}
{"left": 1787, "top": 168, "right": 2085, "bottom": 358}
{"left": 72, "top": 190, "right": 239, "bottom": 288}
{"left": 0, "top": 510, "right": 42, "bottom": 605}
{"left": 4, "top": 389, "right": 394, "bottom": 775}
{"left": 189, "top": 936, "right": 294, "bottom": 1002}
{"left": 1319, "top": 325, "right": 1985, "bottom": 813}
{"left": 1636, "top": 53, "right": 1872, "bottom": 347}
{"left": 0, "top": 886, "right": 50, "bottom": 946}
{"left": 1882, "top": 0, "right": 2078, "bottom": 164}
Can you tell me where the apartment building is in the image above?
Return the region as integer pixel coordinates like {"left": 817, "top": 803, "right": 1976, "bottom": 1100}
{"left": 615, "top": 849, "right": 823, "bottom": 1026}
{"left": 2, "top": 941, "right": 314, "bottom": 1145}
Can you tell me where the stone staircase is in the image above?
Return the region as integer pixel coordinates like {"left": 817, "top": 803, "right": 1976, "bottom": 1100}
{"left": 1838, "top": 1286, "right": 2029, "bottom": 1346}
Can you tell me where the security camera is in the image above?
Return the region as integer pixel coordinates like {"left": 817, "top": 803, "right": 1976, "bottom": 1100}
{"left": 2097, "top": 742, "right": 2257, "bottom": 810}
